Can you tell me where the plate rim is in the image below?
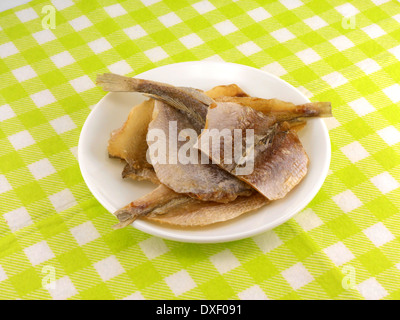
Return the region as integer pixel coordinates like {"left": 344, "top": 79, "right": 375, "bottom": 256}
{"left": 78, "top": 61, "right": 331, "bottom": 243}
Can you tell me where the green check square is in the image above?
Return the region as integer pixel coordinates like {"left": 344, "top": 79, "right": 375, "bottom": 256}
{"left": 327, "top": 214, "right": 360, "bottom": 240}
{"left": 366, "top": 196, "right": 398, "bottom": 221}
{"left": 171, "top": 244, "right": 207, "bottom": 268}
{"left": 22, "top": 47, "right": 48, "bottom": 64}
{"left": 1, "top": 84, "right": 27, "bottom": 102}
{"left": 0, "top": 152, "right": 26, "bottom": 173}
{"left": 243, "top": 255, "right": 278, "bottom": 282}
{"left": 358, "top": 248, "right": 392, "bottom": 276}
{"left": 343, "top": 118, "right": 374, "bottom": 140}
{"left": 336, "top": 165, "right": 367, "bottom": 188}
{"left": 128, "top": 262, "right": 162, "bottom": 290}
{"left": 58, "top": 247, "right": 91, "bottom": 274}
{"left": 79, "top": 282, "right": 114, "bottom": 300}
{"left": 10, "top": 268, "right": 42, "bottom": 297}
{"left": 14, "top": 181, "right": 46, "bottom": 206}
{"left": 103, "top": 228, "right": 137, "bottom": 253}
{"left": 286, "top": 234, "right": 319, "bottom": 260}
{"left": 200, "top": 275, "right": 235, "bottom": 299}
{"left": 37, "top": 136, "right": 68, "bottom": 156}
{"left": 40, "top": 70, "right": 68, "bottom": 89}
{"left": 316, "top": 269, "right": 345, "bottom": 299}
{"left": 18, "top": 109, "right": 47, "bottom": 129}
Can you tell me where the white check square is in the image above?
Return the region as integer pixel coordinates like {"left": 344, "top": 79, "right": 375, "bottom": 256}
{"left": 370, "top": 172, "right": 399, "bottom": 194}
{"left": 362, "top": 24, "right": 385, "bottom": 39}
{"left": 50, "top": 51, "right": 75, "bottom": 68}
{"left": 0, "top": 42, "right": 19, "bottom": 58}
{"left": 159, "top": 12, "right": 182, "bottom": 28}
{"left": 104, "top": 4, "right": 127, "bottom": 18}
{"left": 363, "top": 222, "right": 395, "bottom": 247}
{"left": 8, "top": 130, "right": 35, "bottom": 150}
{"left": 49, "top": 189, "right": 77, "bottom": 212}
{"left": 30, "top": 89, "right": 56, "bottom": 108}
{"left": 304, "top": 16, "right": 328, "bottom": 30}
{"left": 70, "top": 221, "right": 100, "bottom": 246}
{"left": 24, "top": 240, "right": 55, "bottom": 266}
{"left": 324, "top": 242, "right": 355, "bottom": 266}
{"left": 214, "top": 20, "right": 238, "bottom": 36}
{"left": 0, "top": 175, "right": 12, "bottom": 194}
{"left": 271, "top": 28, "right": 295, "bottom": 43}
{"left": 340, "top": 141, "right": 370, "bottom": 163}
{"left": 88, "top": 38, "right": 112, "bottom": 54}
{"left": 378, "top": 126, "right": 400, "bottom": 146}
{"left": 165, "top": 270, "right": 196, "bottom": 296}
{"left": 0, "top": 104, "right": 16, "bottom": 122}
{"left": 69, "top": 16, "right": 93, "bottom": 31}
{"left": 15, "top": 8, "right": 38, "bottom": 22}
{"left": 210, "top": 249, "right": 241, "bottom": 274}
{"left": 144, "top": 47, "right": 168, "bottom": 62}
{"left": 124, "top": 25, "right": 147, "bottom": 40}
{"left": 333, "top": 190, "right": 362, "bottom": 213}
{"left": 180, "top": 34, "right": 204, "bottom": 49}
{"left": 28, "top": 158, "right": 56, "bottom": 180}
{"left": 3, "top": 207, "right": 32, "bottom": 232}
{"left": 11, "top": 65, "right": 37, "bottom": 82}
{"left": 356, "top": 58, "right": 381, "bottom": 75}
{"left": 193, "top": 0, "right": 216, "bottom": 14}
{"left": 237, "top": 41, "right": 262, "bottom": 56}
{"left": 69, "top": 75, "right": 95, "bottom": 93}
{"left": 296, "top": 48, "right": 321, "bottom": 65}
{"left": 247, "top": 8, "right": 271, "bottom": 22}
{"left": 282, "top": 262, "right": 314, "bottom": 290}
{"left": 139, "top": 237, "right": 169, "bottom": 260}
{"left": 32, "top": 30, "right": 56, "bottom": 45}
{"left": 94, "top": 255, "right": 125, "bottom": 281}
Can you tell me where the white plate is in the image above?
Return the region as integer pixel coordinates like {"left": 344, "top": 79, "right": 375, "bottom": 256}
{"left": 78, "top": 61, "right": 330, "bottom": 243}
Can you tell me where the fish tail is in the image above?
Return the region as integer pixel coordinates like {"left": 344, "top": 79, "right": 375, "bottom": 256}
{"left": 302, "top": 102, "right": 332, "bottom": 117}
{"left": 113, "top": 205, "right": 143, "bottom": 229}
{"left": 96, "top": 73, "right": 141, "bottom": 92}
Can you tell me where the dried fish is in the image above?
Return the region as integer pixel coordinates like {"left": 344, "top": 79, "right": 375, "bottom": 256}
{"left": 148, "top": 100, "right": 252, "bottom": 202}
{"left": 108, "top": 99, "right": 155, "bottom": 182}
{"left": 197, "top": 102, "right": 309, "bottom": 200}
{"left": 97, "top": 73, "right": 213, "bottom": 127}
{"left": 215, "top": 96, "right": 331, "bottom": 121}
{"left": 114, "top": 183, "right": 268, "bottom": 228}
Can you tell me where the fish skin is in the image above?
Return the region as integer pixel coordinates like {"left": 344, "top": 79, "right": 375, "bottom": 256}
{"left": 197, "top": 102, "right": 309, "bottom": 200}
{"left": 148, "top": 100, "right": 252, "bottom": 202}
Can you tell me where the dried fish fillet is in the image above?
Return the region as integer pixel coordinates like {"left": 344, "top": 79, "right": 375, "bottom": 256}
{"left": 197, "top": 102, "right": 309, "bottom": 200}
{"left": 144, "top": 193, "right": 268, "bottom": 227}
{"left": 108, "top": 99, "right": 154, "bottom": 176}
{"left": 215, "top": 96, "right": 331, "bottom": 121}
{"left": 108, "top": 83, "right": 251, "bottom": 184}
{"left": 148, "top": 100, "right": 252, "bottom": 202}
{"left": 114, "top": 183, "right": 268, "bottom": 228}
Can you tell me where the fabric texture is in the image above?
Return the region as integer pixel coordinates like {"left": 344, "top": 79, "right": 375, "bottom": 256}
{"left": 0, "top": 0, "right": 399, "bottom": 300}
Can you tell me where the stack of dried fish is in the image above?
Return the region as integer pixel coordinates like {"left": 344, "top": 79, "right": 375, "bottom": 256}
{"left": 96, "top": 73, "right": 332, "bottom": 228}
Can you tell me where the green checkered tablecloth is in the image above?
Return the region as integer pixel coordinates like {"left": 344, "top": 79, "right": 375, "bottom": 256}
{"left": 0, "top": 0, "right": 399, "bottom": 300}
